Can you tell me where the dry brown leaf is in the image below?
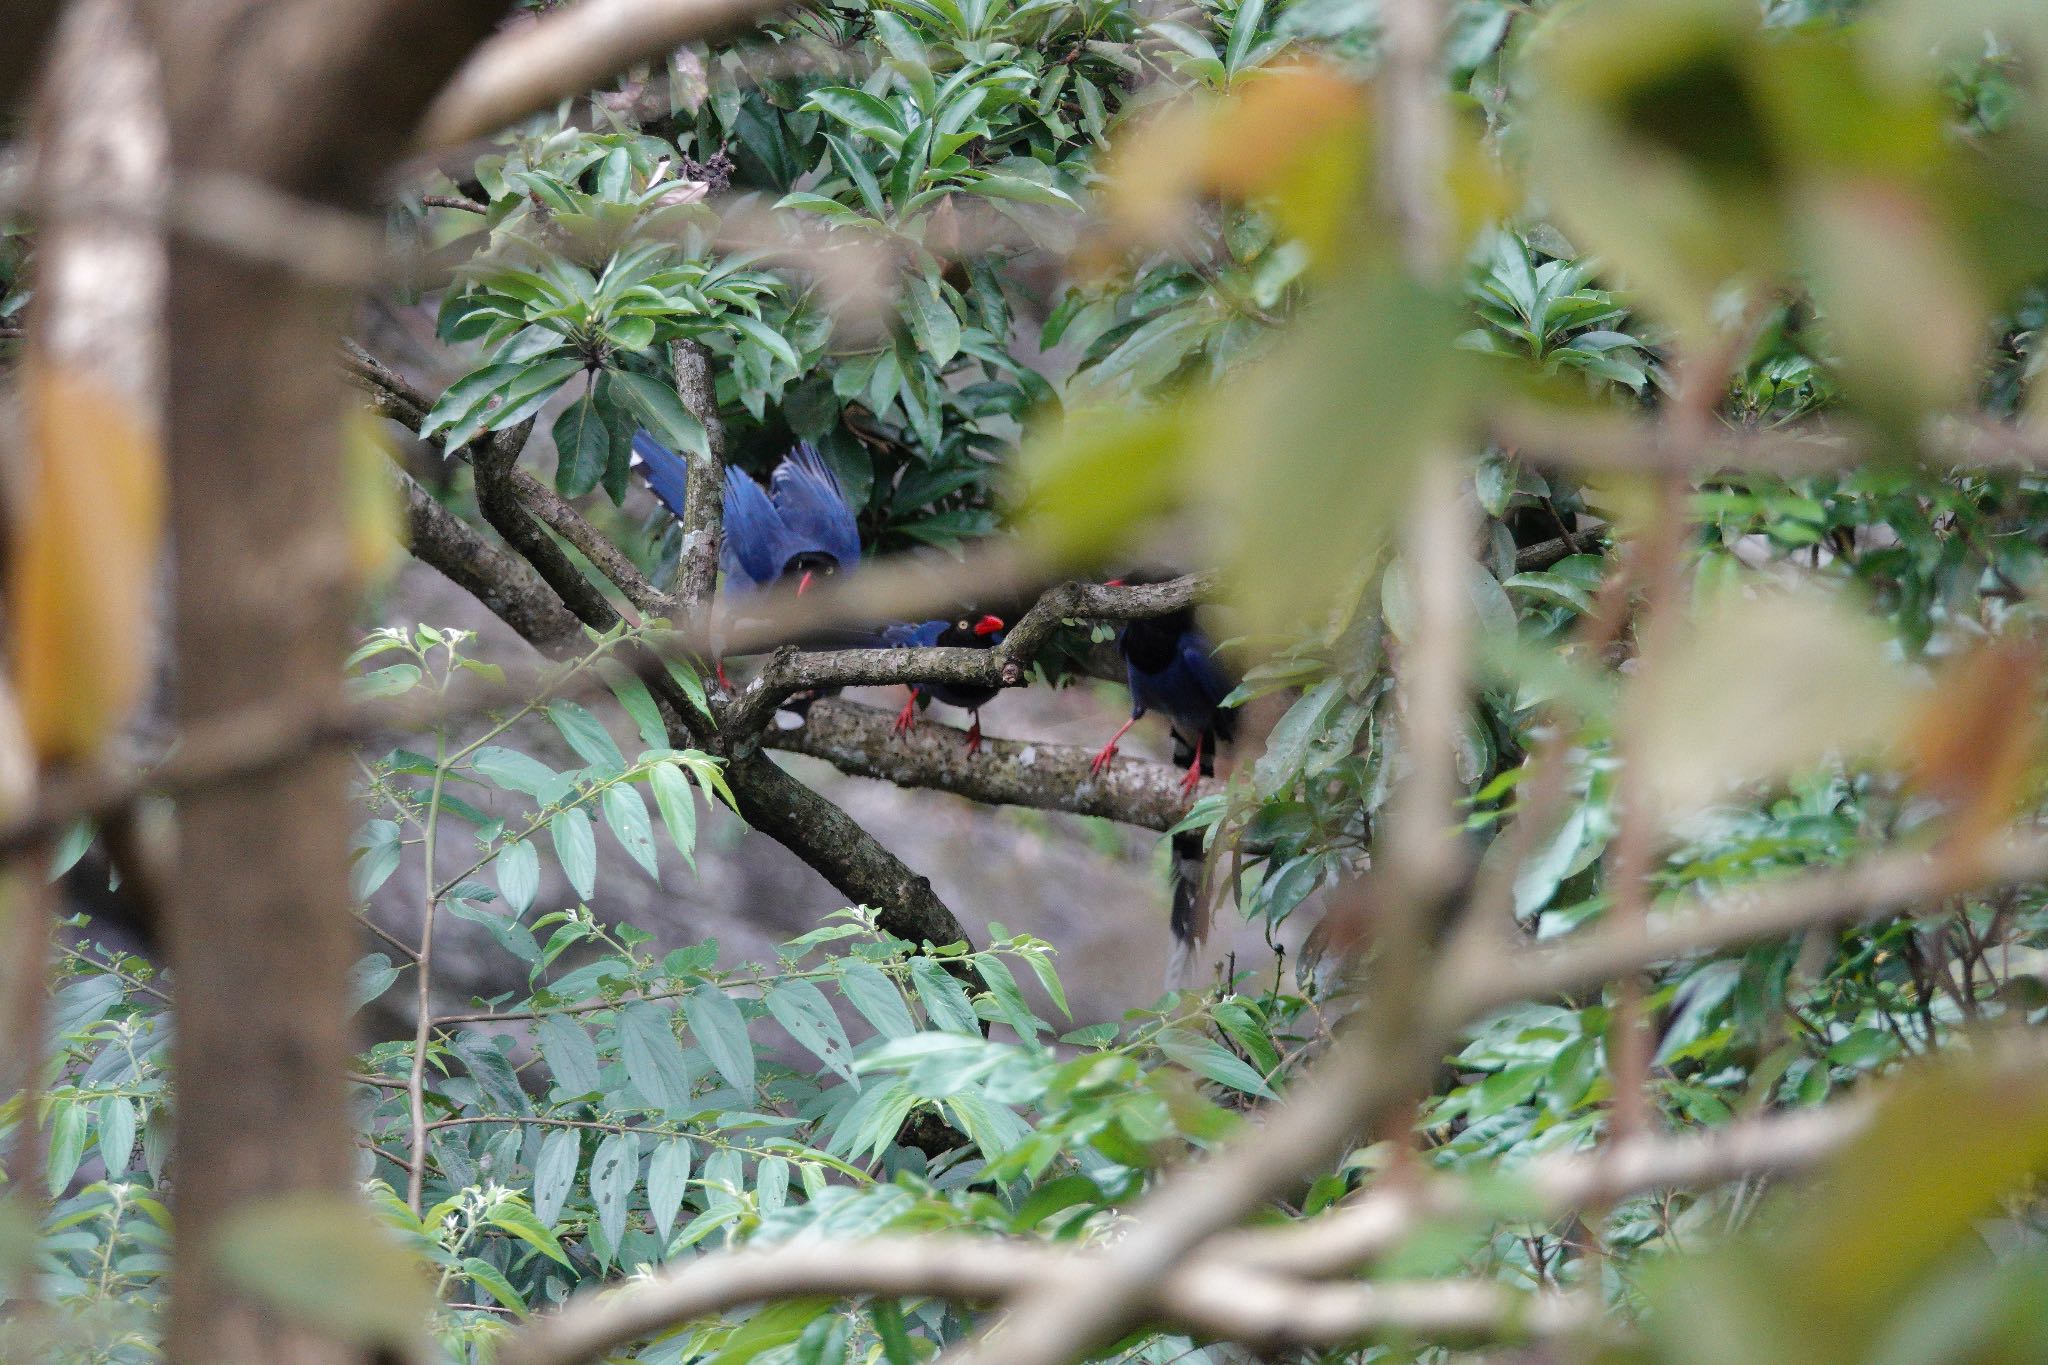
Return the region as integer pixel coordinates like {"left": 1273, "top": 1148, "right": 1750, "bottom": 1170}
{"left": 1095, "top": 62, "right": 1372, "bottom": 265}
{"left": 1902, "top": 636, "right": 2042, "bottom": 849}
{"left": 1639, "top": 583, "right": 1920, "bottom": 813}
{"left": 8, "top": 360, "right": 164, "bottom": 762}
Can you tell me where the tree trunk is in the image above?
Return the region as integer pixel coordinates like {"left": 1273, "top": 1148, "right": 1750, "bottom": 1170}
{"left": 139, "top": 4, "right": 505, "bottom": 1359}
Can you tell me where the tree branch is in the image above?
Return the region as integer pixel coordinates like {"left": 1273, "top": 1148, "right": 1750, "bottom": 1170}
{"left": 669, "top": 338, "right": 726, "bottom": 617}
{"left": 389, "top": 462, "right": 586, "bottom": 652}
{"left": 722, "top": 573, "right": 1217, "bottom": 735}
{"left": 417, "top": 0, "right": 799, "bottom": 152}
{"left": 495, "top": 1236, "right": 1592, "bottom": 1365}
{"left": 761, "top": 697, "right": 1214, "bottom": 831}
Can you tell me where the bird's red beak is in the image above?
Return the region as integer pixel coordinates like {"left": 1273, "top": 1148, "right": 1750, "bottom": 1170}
{"left": 797, "top": 571, "right": 814, "bottom": 596}
{"left": 973, "top": 614, "right": 1005, "bottom": 636}
{"left": 1104, "top": 578, "right": 1125, "bottom": 587}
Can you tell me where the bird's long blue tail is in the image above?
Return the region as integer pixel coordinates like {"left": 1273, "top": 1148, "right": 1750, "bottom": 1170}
{"left": 629, "top": 431, "right": 692, "bottom": 522}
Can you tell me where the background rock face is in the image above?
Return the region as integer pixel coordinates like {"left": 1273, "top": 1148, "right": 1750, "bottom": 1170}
{"left": 357, "top": 562, "right": 1299, "bottom": 1038}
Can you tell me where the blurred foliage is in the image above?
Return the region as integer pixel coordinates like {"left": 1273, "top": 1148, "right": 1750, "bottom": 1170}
{"left": 19, "top": 0, "right": 2048, "bottom": 1359}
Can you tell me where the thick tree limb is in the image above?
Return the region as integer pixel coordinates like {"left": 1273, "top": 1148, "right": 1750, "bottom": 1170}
{"left": 719, "top": 749, "right": 969, "bottom": 947}
{"left": 471, "top": 427, "right": 630, "bottom": 633}
{"left": 761, "top": 697, "right": 1215, "bottom": 831}
{"left": 722, "top": 574, "right": 1216, "bottom": 734}
{"left": 389, "top": 463, "right": 585, "bottom": 651}
{"left": 0, "top": 1, "right": 61, "bottom": 113}
{"left": 669, "top": 338, "right": 726, "bottom": 616}
{"left": 417, "top": 0, "right": 798, "bottom": 152}
{"left": 139, "top": 4, "right": 512, "bottom": 1361}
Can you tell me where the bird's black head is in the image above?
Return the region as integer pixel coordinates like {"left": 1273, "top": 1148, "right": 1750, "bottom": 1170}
{"left": 783, "top": 551, "right": 841, "bottom": 595}
{"left": 938, "top": 614, "right": 1006, "bottom": 648}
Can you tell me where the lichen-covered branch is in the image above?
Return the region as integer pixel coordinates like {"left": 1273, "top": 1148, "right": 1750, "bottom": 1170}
{"left": 669, "top": 338, "right": 726, "bottom": 615}
{"left": 722, "top": 574, "right": 1217, "bottom": 736}
{"left": 760, "top": 697, "right": 1215, "bottom": 831}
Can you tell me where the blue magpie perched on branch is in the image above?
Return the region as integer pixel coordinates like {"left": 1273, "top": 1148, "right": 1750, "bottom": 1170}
{"left": 879, "top": 612, "right": 1008, "bottom": 753}
{"left": 1086, "top": 577, "right": 1238, "bottom": 982}
{"left": 631, "top": 432, "right": 862, "bottom": 597}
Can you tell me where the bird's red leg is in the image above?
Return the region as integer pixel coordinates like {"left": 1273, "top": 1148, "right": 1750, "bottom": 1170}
{"left": 1179, "top": 732, "right": 1206, "bottom": 797}
{"left": 1089, "top": 716, "right": 1137, "bottom": 777}
{"left": 715, "top": 658, "right": 730, "bottom": 691}
{"left": 962, "top": 712, "right": 983, "bottom": 756}
{"left": 892, "top": 692, "right": 918, "bottom": 738}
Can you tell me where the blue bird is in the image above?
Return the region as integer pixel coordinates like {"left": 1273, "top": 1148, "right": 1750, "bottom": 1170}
{"left": 631, "top": 433, "right": 862, "bottom": 596}
{"left": 1089, "top": 601, "right": 1237, "bottom": 798}
{"left": 880, "top": 613, "right": 1007, "bottom": 753}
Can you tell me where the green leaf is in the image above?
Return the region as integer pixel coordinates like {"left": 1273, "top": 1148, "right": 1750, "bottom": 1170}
{"left": 455, "top": 1032, "right": 530, "bottom": 1114}
{"left": 97, "top": 1095, "right": 136, "bottom": 1176}
{"left": 650, "top": 761, "right": 700, "bottom": 870}
{"left": 683, "top": 987, "right": 757, "bottom": 1097}
{"left": 836, "top": 959, "right": 916, "bottom": 1040}
{"left": 348, "top": 664, "right": 422, "bottom": 700}
{"left": 965, "top": 171, "right": 1079, "bottom": 208}
{"left": 765, "top": 980, "right": 860, "bottom": 1084}
{"left": 547, "top": 700, "right": 626, "bottom": 773}
{"left": 910, "top": 957, "right": 981, "bottom": 1036}
{"left": 552, "top": 386, "right": 609, "bottom": 498}
{"left": 590, "top": 1130, "right": 641, "bottom": 1251}
{"left": 648, "top": 1137, "right": 693, "bottom": 1242}
{"left": 348, "top": 952, "right": 402, "bottom": 1013}
{"left": 487, "top": 1197, "right": 571, "bottom": 1267}
{"left": 472, "top": 746, "right": 558, "bottom": 797}
{"left": 461, "top": 1255, "right": 527, "bottom": 1316}
{"left": 601, "top": 784, "right": 661, "bottom": 880}
{"left": 45, "top": 1098, "right": 86, "bottom": 1197}
{"left": 618, "top": 1000, "right": 695, "bottom": 1115}
{"left": 605, "top": 667, "right": 670, "bottom": 753}
{"left": 350, "top": 820, "right": 402, "bottom": 901}
{"left": 497, "top": 838, "right": 540, "bottom": 915}
{"left": 805, "top": 86, "right": 908, "bottom": 151}
{"left": 215, "top": 1195, "right": 435, "bottom": 1346}
{"left": 531, "top": 1126, "right": 580, "bottom": 1229}
{"left": 1157, "top": 1028, "right": 1275, "bottom": 1098}
{"left": 901, "top": 275, "right": 962, "bottom": 367}
{"left": 538, "top": 1014, "right": 602, "bottom": 1098}
{"left": 551, "top": 807, "right": 597, "bottom": 900}
{"left": 611, "top": 370, "right": 709, "bottom": 459}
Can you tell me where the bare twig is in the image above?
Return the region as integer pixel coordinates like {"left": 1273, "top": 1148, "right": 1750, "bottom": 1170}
{"left": 496, "top": 1236, "right": 1594, "bottom": 1365}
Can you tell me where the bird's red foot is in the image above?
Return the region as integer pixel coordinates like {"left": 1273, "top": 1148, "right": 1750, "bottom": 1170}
{"left": 715, "top": 660, "right": 731, "bottom": 691}
{"left": 1089, "top": 717, "right": 1138, "bottom": 778}
{"left": 892, "top": 694, "right": 918, "bottom": 738}
{"left": 963, "top": 716, "right": 983, "bottom": 756}
{"left": 1179, "top": 762, "right": 1203, "bottom": 797}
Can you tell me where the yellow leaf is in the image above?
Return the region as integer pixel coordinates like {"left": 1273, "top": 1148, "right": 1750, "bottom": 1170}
{"left": 8, "top": 360, "right": 164, "bottom": 763}
{"left": 1096, "top": 62, "right": 1378, "bottom": 269}
{"left": 343, "top": 408, "right": 405, "bottom": 586}
{"left": 1638, "top": 581, "right": 1920, "bottom": 814}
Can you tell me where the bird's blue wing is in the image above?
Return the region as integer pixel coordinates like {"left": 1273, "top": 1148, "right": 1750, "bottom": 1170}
{"left": 1133, "top": 626, "right": 1234, "bottom": 734}
{"left": 1176, "top": 629, "right": 1235, "bottom": 710}
{"left": 880, "top": 619, "right": 947, "bottom": 649}
{"left": 769, "top": 443, "right": 862, "bottom": 569}
{"left": 630, "top": 431, "right": 692, "bottom": 522}
{"left": 720, "top": 468, "right": 787, "bottom": 590}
